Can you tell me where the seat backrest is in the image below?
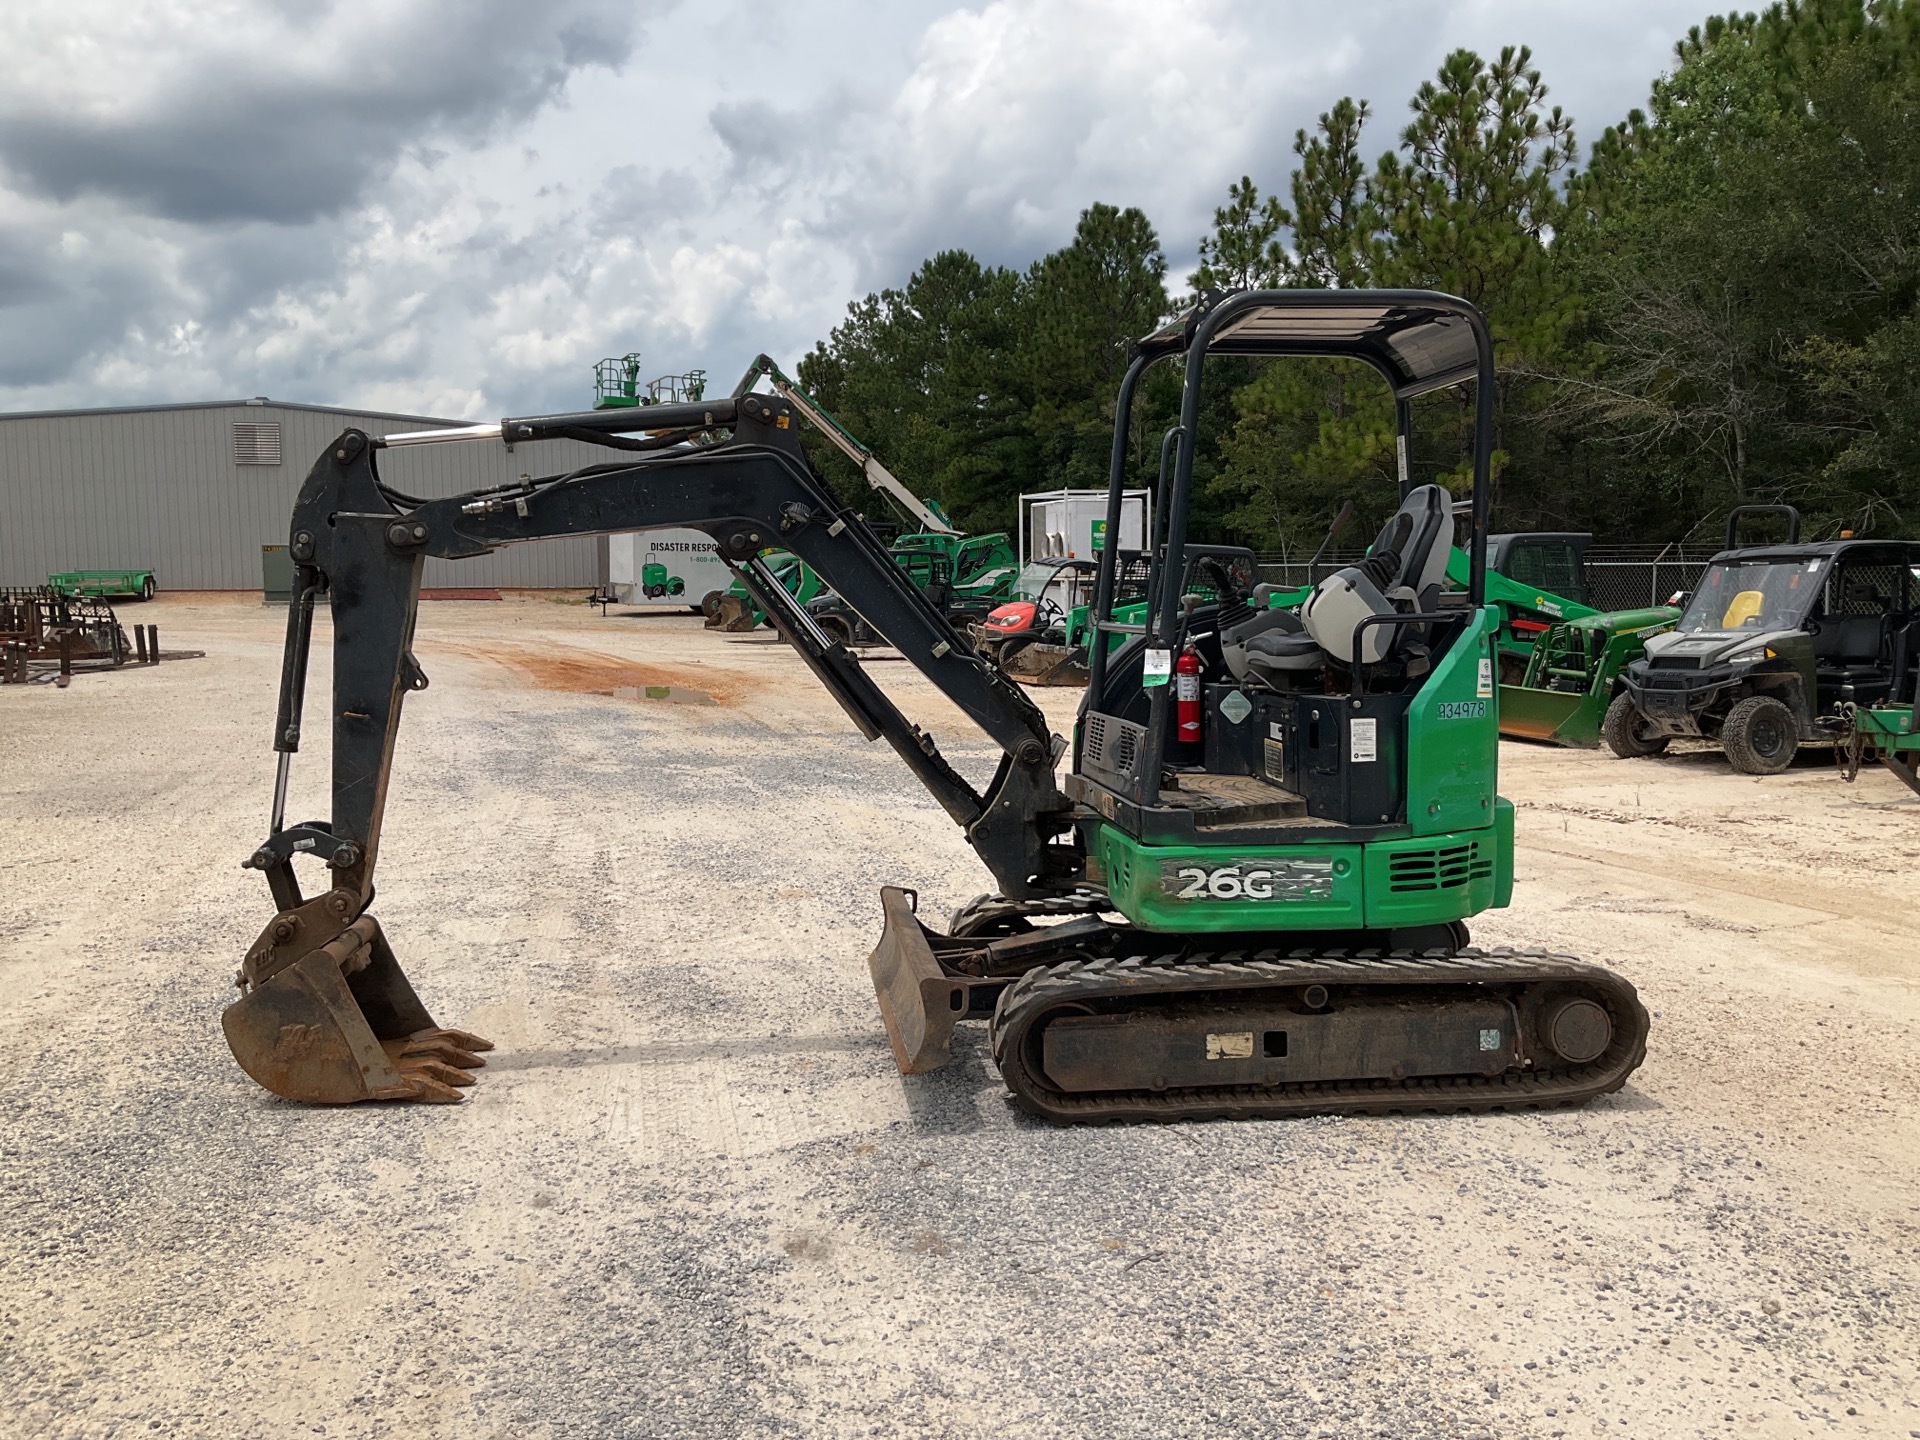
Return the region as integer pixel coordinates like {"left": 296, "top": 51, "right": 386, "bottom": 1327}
{"left": 1815, "top": 614, "right": 1882, "bottom": 664}
{"left": 1286, "top": 485, "right": 1459, "bottom": 667}
{"left": 1364, "top": 484, "right": 1454, "bottom": 599}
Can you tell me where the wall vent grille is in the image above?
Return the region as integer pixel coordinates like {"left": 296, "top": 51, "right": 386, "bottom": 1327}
{"left": 233, "top": 421, "right": 282, "bottom": 466}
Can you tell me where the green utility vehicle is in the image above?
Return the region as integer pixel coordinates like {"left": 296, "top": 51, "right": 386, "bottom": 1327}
{"left": 48, "top": 568, "right": 157, "bottom": 602}
{"left": 1608, "top": 506, "right": 1920, "bottom": 774}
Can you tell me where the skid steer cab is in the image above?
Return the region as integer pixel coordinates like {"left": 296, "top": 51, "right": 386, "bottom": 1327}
{"left": 228, "top": 289, "right": 1646, "bottom": 1123}
{"left": 1607, "top": 505, "right": 1920, "bottom": 774}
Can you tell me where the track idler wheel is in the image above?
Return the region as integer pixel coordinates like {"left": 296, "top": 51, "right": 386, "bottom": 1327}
{"left": 223, "top": 903, "right": 492, "bottom": 1104}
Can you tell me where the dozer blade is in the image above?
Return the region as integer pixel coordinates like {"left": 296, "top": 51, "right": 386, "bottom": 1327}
{"left": 704, "top": 594, "right": 759, "bottom": 632}
{"left": 867, "top": 886, "right": 971, "bottom": 1075}
{"left": 222, "top": 914, "right": 492, "bottom": 1104}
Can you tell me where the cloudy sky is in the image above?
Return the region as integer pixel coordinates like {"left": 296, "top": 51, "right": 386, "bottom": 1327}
{"left": 1, "top": 0, "right": 1712, "bottom": 421}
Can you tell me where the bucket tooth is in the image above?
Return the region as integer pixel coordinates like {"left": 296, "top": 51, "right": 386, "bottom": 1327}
{"left": 222, "top": 915, "right": 491, "bottom": 1105}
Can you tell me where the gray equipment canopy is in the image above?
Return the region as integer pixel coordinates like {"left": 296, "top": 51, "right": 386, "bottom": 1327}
{"left": 1142, "top": 291, "right": 1483, "bottom": 398}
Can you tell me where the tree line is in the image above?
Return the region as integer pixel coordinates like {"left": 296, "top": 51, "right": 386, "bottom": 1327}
{"left": 795, "top": 0, "right": 1920, "bottom": 553}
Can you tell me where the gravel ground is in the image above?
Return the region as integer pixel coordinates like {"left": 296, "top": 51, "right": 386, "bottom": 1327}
{"left": 2, "top": 593, "right": 1917, "bottom": 1440}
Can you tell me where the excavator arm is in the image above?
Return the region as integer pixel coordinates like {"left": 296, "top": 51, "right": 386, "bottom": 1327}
{"left": 732, "top": 354, "right": 958, "bottom": 535}
{"left": 225, "top": 392, "right": 1077, "bottom": 1105}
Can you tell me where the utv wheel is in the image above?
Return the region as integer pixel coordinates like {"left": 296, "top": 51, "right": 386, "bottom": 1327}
{"left": 1603, "top": 694, "right": 1669, "bottom": 759}
{"left": 1721, "top": 695, "right": 1798, "bottom": 775}
{"left": 817, "top": 615, "right": 853, "bottom": 647}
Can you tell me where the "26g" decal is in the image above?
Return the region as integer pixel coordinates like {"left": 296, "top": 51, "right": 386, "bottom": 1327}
{"left": 1162, "top": 859, "right": 1335, "bottom": 903}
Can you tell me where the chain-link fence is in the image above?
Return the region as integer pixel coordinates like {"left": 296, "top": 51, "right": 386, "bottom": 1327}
{"left": 1586, "top": 556, "right": 1711, "bottom": 612}
{"left": 1254, "top": 554, "right": 1369, "bottom": 592}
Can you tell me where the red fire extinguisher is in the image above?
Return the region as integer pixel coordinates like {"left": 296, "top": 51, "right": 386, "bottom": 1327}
{"left": 1175, "top": 643, "right": 1203, "bottom": 747}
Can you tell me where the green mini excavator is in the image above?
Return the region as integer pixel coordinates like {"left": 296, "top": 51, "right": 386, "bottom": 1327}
{"left": 224, "top": 290, "right": 1648, "bottom": 1122}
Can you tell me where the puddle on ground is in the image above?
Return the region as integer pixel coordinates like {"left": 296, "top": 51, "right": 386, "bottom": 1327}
{"left": 451, "top": 643, "right": 743, "bottom": 705}
{"left": 604, "top": 684, "right": 714, "bottom": 706}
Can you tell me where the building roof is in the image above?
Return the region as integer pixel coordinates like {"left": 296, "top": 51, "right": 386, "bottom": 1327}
{"left": 0, "top": 397, "right": 464, "bottom": 426}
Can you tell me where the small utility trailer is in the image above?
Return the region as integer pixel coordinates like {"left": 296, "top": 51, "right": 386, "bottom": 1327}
{"left": 47, "top": 569, "right": 157, "bottom": 602}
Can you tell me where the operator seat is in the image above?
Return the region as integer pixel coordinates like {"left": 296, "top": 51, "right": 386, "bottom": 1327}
{"left": 1236, "top": 484, "right": 1455, "bottom": 687}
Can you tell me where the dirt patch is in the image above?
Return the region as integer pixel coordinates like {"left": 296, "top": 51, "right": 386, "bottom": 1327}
{"left": 459, "top": 640, "right": 748, "bottom": 706}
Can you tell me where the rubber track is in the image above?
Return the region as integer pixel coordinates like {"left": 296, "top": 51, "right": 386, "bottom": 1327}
{"left": 987, "top": 947, "right": 1649, "bottom": 1125}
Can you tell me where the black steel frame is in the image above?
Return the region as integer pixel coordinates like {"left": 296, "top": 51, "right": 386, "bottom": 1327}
{"left": 252, "top": 394, "right": 1074, "bottom": 926}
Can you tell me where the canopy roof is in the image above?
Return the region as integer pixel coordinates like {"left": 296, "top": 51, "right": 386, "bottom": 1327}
{"left": 1142, "top": 290, "right": 1485, "bottom": 399}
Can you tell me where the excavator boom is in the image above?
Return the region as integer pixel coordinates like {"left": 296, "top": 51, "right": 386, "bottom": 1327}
{"left": 228, "top": 393, "right": 1079, "bottom": 1103}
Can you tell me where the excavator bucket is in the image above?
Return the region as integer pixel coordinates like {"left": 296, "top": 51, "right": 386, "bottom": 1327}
{"left": 867, "top": 887, "right": 972, "bottom": 1075}
{"left": 1496, "top": 682, "right": 1599, "bottom": 746}
{"left": 704, "top": 594, "right": 759, "bottom": 632}
{"left": 222, "top": 914, "right": 492, "bottom": 1104}
{"left": 1000, "top": 641, "right": 1091, "bottom": 688}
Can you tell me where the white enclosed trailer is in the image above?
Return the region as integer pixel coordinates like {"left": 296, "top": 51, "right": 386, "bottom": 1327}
{"left": 607, "top": 529, "right": 731, "bottom": 608}
{"left": 1019, "top": 489, "right": 1151, "bottom": 566}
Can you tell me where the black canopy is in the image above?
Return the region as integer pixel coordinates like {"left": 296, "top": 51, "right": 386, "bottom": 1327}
{"left": 1142, "top": 290, "right": 1485, "bottom": 399}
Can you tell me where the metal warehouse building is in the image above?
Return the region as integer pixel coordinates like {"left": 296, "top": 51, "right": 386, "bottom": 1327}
{"left": 0, "top": 398, "right": 608, "bottom": 590}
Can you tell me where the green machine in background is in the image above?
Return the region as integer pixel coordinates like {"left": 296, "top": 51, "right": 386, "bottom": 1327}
{"left": 637, "top": 563, "right": 686, "bottom": 599}
{"left": 991, "top": 531, "right": 1676, "bottom": 751}
{"left": 48, "top": 568, "right": 157, "bottom": 603}
{"left": 1441, "top": 544, "right": 1680, "bottom": 748}
{"left": 725, "top": 354, "right": 1022, "bottom": 629}
{"left": 1844, "top": 698, "right": 1920, "bottom": 795}
{"left": 702, "top": 550, "right": 825, "bottom": 631}
{"left": 1499, "top": 608, "right": 1682, "bottom": 747}
{"left": 593, "top": 355, "right": 707, "bottom": 409}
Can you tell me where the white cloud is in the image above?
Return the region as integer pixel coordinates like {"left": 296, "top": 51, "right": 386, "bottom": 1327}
{"left": 0, "top": 0, "right": 1708, "bottom": 422}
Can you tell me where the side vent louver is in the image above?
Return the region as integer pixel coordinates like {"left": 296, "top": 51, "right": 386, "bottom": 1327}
{"left": 1387, "top": 841, "right": 1494, "bottom": 893}
{"left": 1082, "top": 711, "right": 1147, "bottom": 783}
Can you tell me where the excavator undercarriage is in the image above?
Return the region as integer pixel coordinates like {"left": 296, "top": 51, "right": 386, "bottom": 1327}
{"left": 226, "top": 289, "right": 1650, "bottom": 1123}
